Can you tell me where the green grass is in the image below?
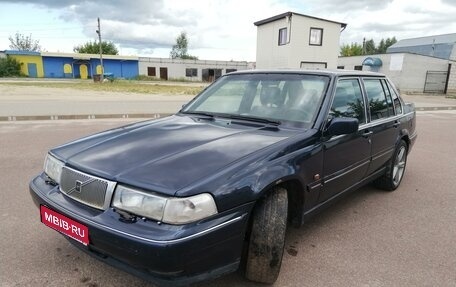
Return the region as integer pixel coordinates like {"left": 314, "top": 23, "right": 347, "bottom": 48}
{"left": 0, "top": 80, "right": 205, "bottom": 95}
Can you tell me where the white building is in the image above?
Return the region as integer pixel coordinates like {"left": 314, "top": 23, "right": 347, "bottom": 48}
{"left": 139, "top": 57, "right": 253, "bottom": 82}
{"left": 339, "top": 33, "right": 456, "bottom": 94}
{"left": 254, "top": 12, "right": 346, "bottom": 69}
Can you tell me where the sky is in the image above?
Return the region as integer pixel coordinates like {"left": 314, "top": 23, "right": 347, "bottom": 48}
{"left": 0, "top": 0, "right": 456, "bottom": 61}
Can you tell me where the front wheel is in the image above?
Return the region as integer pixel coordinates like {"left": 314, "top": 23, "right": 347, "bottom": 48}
{"left": 374, "top": 140, "right": 408, "bottom": 191}
{"left": 245, "top": 187, "right": 288, "bottom": 284}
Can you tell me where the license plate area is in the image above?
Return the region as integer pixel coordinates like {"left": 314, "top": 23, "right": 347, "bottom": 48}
{"left": 40, "top": 205, "right": 89, "bottom": 246}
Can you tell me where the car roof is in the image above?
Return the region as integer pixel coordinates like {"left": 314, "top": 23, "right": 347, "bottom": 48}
{"left": 228, "top": 69, "right": 385, "bottom": 78}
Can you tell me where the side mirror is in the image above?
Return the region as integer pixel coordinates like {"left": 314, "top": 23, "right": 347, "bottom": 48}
{"left": 326, "top": 117, "right": 359, "bottom": 137}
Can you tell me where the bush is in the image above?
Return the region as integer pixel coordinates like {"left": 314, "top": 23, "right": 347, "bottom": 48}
{"left": 0, "top": 56, "right": 23, "bottom": 77}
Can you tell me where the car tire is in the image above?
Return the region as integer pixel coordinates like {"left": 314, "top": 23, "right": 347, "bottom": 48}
{"left": 374, "top": 140, "right": 408, "bottom": 191}
{"left": 245, "top": 186, "right": 288, "bottom": 284}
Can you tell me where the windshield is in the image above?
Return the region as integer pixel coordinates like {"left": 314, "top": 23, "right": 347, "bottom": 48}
{"left": 182, "top": 73, "right": 329, "bottom": 126}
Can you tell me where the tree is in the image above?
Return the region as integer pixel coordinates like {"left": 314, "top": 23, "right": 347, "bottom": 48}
{"left": 8, "top": 32, "right": 41, "bottom": 52}
{"left": 340, "top": 43, "right": 363, "bottom": 56}
{"left": 364, "top": 39, "right": 376, "bottom": 55}
{"left": 0, "top": 56, "right": 23, "bottom": 77}
{"left": 384, "top": 37, "right": 397, "bottom": 51}
{"left": 376, "top": 37, "right": 397, "bottom": 54}
{"left": 170, "top": 32, "right": 198, "bottom": 60}
{"left": 73, "top": 41, "right": 119, "bottom": 55}
{"left": 341, "top": 36, "right": 398, "bottom": 56}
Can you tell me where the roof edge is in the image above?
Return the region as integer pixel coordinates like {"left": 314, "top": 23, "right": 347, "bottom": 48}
{"left": 254, "top": 11, "right": 347, "bottom": 28}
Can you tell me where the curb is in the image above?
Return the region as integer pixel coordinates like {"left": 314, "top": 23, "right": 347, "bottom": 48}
{"left": 0, "top": 113, "right": 173, "bottom": 122}
{"left": 415, "top": 106, "right": 456, "bottom": 111}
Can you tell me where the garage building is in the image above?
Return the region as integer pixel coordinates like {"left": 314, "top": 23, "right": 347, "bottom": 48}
{"left": 138, "top": 57, "right": 252, "bottom": 82}
{"left": 338, "top": 33, "right": 456, "bottom": 94}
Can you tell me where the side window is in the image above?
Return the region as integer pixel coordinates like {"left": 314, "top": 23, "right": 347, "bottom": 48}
{"left": 278, "top": 28, "right": 287, "bottom": 45}
{"left": 387, "top": 80, "right": 402, "bottom": 114}
{"left": 380, "top": 79, "right": 395, "bottom": 116}
{"left": 330, "top": 79, "right": 366, "bottom": 123}
{"left": 363, "top": 79, "right": 390, "bottom": 120}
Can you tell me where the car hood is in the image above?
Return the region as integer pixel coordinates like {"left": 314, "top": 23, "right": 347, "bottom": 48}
{"left": 51, "top": 115, "right": 295, "bottom": 195}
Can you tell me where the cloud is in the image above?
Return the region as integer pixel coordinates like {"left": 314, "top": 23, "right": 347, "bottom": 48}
{"left": 306, "top": 0, "right": 394, "bottom": 13}
{"left": 1, "top": 0, "right": 456, "bottom": 60}
{"left": 441, "top": 0, "right": 456, "bottom": 6}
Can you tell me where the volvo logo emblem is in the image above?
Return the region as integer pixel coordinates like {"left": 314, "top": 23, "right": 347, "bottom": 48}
{"left": 66, "top": 178, "right": 96, "bottom": 195}
{"left": 75, "top": 180, "right": 83, "bottom": 193}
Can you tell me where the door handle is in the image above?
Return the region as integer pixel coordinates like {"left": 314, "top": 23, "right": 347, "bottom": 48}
{"left": 362, "top": 130, "right": 373, "bottom": 138}
{"left": 393, "top": 120, "right": 400, "bottom": 128}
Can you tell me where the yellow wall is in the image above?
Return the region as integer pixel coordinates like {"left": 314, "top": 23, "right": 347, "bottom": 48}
{"left": 9, "top": 55, "right": 44, "bottom": 77}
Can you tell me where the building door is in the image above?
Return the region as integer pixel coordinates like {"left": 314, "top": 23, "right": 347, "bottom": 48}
{"left": 424, "top": 71, "right": 447, "bottom": 93}
{"left": 202, "top": 69, "right": 222, "bottom": 82}
{"left": 147, "top": 67, "right": 156, "bottom": 77}
{"left": 27, "top": 63, "right": 37, "bottom": 78}
{"left": 79, "top": 64, "right": 88, "bottom": 79}
{"left": 160, "top": 67, "right": 168, "bottom": 80}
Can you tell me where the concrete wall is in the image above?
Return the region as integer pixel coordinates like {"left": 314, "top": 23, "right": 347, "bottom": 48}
{"left": 338, "top": 53, "right": 450, "bottom": 93}
{"left": 256, "top": 14, "right": 342, "bottom": 69}
{"left": 139, "top": 57, "right": 250, "bottom": 81}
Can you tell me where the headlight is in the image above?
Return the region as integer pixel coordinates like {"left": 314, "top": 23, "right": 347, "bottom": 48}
{"left": 112, "top": 185, "right": 218, "bottom": 224}
{"left": 112, "top": 185, "right": 167, "bottom": 221}
{"left": 44, "top": 154, "right": 64, "bottom": 184}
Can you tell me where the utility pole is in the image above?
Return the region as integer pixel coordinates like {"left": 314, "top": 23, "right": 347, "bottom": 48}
{"left": 96, "top": 17, "right": 104, "bottom": 82}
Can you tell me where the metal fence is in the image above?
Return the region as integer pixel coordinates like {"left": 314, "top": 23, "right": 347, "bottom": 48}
{"left": 424, "top": 71, "right": 448, "bottom": 93}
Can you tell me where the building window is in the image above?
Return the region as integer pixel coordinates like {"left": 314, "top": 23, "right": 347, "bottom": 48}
{"left": 278, "top": 28, "right": 287, "bottom": 45}
{"left": 147, "top": 67, "right": 156, "bottom": 77}
{"left": 354, "top": 65, "right": 363, "bottom": 71}
{"left": 185, "top": 68, "right": 198, "bottom": 77}
{"left": 337, "top": 66, "right": 345, "bottom": 69}
{"left": 309, "top": 28, "right": 323, "bottom": 46}
{"left": 226, "top": 69, "right": 237, "bottom": 73}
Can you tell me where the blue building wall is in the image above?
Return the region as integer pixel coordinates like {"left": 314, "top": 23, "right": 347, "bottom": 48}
{"left": 42, "top": 57, "right": 74, "bottom": 78}
{"left": 39, "top": 54, "right": 139, "bottom": 79}
{"left": 90, "top": 59, "right": 138, "bottom": 79}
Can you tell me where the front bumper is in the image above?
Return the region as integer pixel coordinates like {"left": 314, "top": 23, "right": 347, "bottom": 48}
{"left": 30, "top": 173, "right": 253, "bottom": 286}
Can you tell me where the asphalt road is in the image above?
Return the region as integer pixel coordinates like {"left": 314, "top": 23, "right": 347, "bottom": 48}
{"left": 1, "top": 111, "right": 455, "bottom": 287}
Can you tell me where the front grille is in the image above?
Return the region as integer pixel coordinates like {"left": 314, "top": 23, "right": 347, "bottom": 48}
{"left": 60, "top": 166, "right": 116, "bottom": 210}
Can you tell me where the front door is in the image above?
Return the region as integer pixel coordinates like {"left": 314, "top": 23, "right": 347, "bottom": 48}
{"left": 160, "top": 67, "right": 168, "bottom": 80}
{"left": 319, "top": 78, "right": 371, "bottom": 203}
{"left": 79, "top": 64, "right": 88, "bottom": 79}
{"left": 27, "top": 63, "right": 37, "bottom": 78}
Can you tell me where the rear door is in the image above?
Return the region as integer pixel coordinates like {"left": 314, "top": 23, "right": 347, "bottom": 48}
{"left": 319, "top": 78, "right": 371, "bottom": 203}
{"left": 362, "top": 78, "right": 400, "bottom": 175}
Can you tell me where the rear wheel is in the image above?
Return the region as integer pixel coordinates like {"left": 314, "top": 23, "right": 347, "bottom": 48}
{"left": 245, "top": 187, "right": 288, "bottom": 284}
{"left": 374, "top": 140, "right": 408, "bottom": 191}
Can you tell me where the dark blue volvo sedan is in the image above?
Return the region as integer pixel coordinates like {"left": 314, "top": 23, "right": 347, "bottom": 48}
{"left": 30, "top": 70, "right": 417, "bottom": 285}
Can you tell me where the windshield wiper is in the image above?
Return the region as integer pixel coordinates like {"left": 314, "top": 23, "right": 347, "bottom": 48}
{"left": 180, "top": 111, "right": 215, "bottom": 118}
{"left": 218, "top": 114, "right": 281, "bottom": 126}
